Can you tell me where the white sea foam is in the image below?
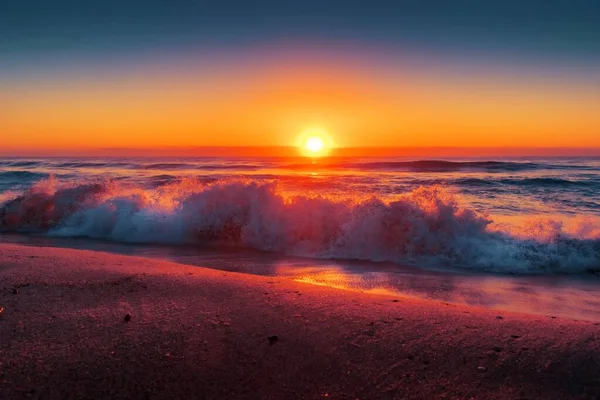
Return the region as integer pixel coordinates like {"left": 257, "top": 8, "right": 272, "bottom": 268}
{"left": 1, "top": 178, "right": 598, "bottom": 274}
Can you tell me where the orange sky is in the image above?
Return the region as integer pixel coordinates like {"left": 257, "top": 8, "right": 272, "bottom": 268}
{"left": 2, "top": 50, "right": 600, "bottom": 154}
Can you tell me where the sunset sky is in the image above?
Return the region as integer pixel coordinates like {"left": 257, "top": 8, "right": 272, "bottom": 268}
{"left": 1, "top": 1, "right": 599, "bottom": 155}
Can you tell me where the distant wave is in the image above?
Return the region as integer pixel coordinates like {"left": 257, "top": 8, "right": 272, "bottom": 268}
{"left": 0, "top": 171, "right": 48, "bottom": 180}
{"left": 54, "top": 161, "right": 131, "bottom": 168}
{"left": 143, "top": 162, "right": 262, "bottom": 170}
{"left": 0, "top": 161, "right": 43, "bottom": 167}
{"left": 143, "top": 163, "right": 192, "bottom": 169}
{"left": 285, "top": 160, "right": 581, "bottom": 172}
{"left": 1, "top": 178, "right": 598, "bottom": 275}
{"left": 355, "top": 160, "right": 543, "bottom": 171}
{"left": 454, "top": 177, "right": 597, "bottom": 188}
{"left": 502, "top": 177, "right": 595, "bottom": 187}
{"left": 452, "top": 178, "right": 498, "bottom": 187}
{"left": 2, "top": 159, "right": 597, "bottom": 173}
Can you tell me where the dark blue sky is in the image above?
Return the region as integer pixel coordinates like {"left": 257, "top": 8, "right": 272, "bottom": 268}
{"left": 2, "top": 0, "right": 599, "bottom": 66}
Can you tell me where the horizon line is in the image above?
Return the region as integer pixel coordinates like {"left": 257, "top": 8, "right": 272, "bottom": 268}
{"left": 2, "top": 145, "right": 600, "bottom": 158}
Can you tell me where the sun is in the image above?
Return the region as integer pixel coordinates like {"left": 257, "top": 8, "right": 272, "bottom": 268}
{"left": 297, "top": 128, "right": 332, "bottom": 157}
{"left": 305, "top": 136, "right": 324, "bottom": 153}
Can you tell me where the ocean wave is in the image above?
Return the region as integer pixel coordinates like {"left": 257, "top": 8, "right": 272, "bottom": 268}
{"left": 54, "top": 161, "right": 131, "bottom": 168}
{"left": 0, "top": 178, "right": 598, "bottom": 274}
{"left": 142, "top": 162, "right": 262, "bottom": 170}
{"left": 453, "top": 178, "right": 498, "bottom": 187}
{"left": 142, "top": 162, "right": 192, "bottom": 170}
{"left": 356, "top": 160, "right": 543, "bottom": 171}
{"left": 453, "top": 177, "right": 597, "bottom": 188}
{"left": 502, "top": 177, "right": 595, "bottom": 187}
{"left": 0, "top": 171, "right": 48, "bottom": 180}
{"left": 286, "top": 160, "right": 559, "bottom": 172}
{"left": 0, "top": 161, "right": 43, "bottom": 167}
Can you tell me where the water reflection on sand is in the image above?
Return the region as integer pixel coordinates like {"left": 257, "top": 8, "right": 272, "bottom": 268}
{"left": 2, "top": 233, "right": 600, "bottom": 322}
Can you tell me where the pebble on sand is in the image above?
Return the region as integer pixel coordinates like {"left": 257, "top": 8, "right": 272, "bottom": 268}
{"left": 12, "top": 288, "right": 19, "bottom": 294}
{"left": 124, "top": 313, "right": 132, "bottom": 322}
{"left": 478, "top": 366, "right": 487, "bottom": 372}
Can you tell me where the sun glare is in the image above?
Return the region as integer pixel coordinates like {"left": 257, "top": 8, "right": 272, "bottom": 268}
{"left": 297, "top": 128, "right": 332, "bottom": 157}
{"left": 305, "top": 136, "right": 324, "bottom": 153}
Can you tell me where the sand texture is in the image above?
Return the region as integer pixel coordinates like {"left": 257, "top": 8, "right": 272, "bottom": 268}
{"left": 0, "top": 243, "right": 599, "bottom": 399}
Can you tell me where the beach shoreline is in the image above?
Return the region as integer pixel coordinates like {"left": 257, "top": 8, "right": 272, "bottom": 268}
{"left": 1, "top": 243, "right": 599, "bottom": 399}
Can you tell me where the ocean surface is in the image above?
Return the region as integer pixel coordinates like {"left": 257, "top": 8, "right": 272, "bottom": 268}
{"left": 1, "top": 155, "right": 600, "bottom": 319}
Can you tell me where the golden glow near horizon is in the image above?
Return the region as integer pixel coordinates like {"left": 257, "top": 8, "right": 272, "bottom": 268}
{"left": 2, "top": 50, "right": 600, "bottom": 154}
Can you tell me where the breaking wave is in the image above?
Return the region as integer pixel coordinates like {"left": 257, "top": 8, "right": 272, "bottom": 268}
{"left": 1, "top": 177, "right": 598, "bottom": 274}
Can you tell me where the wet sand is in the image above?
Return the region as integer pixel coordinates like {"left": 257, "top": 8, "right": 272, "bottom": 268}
{"left": 0, "top": 243, "right": 599, "bottom": 399}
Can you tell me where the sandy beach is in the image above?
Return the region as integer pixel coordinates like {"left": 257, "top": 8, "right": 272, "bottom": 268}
{"left": 0, "top": 243, "right": 599, "bottom": 399}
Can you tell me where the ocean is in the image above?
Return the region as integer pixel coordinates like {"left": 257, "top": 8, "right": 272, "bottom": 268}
{"left": 1, "top": 155, "right": 599, "bottom": 319}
